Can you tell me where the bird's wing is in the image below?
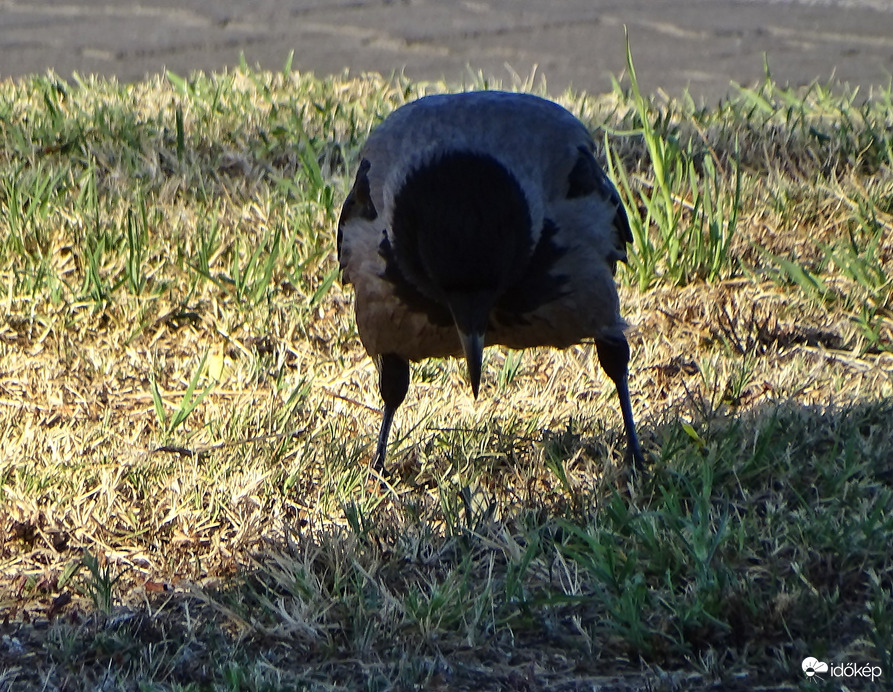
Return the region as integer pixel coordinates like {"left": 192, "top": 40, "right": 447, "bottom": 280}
{"left": 337, "top": 158, "right": 377, "bottom": 279}
{"left": 562, "top": 143, "right": 633, "bottom": 268}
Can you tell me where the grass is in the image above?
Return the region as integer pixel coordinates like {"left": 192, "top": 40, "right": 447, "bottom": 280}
{"left": 0, "top": 56, "right": 891, "bottom": 690}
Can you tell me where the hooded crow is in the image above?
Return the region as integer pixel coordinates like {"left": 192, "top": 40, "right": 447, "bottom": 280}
{"left": 337, "top": 91, "right": 644, "bottom": 472}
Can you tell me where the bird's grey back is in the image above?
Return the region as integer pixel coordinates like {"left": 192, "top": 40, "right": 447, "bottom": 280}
{"left": 362, "top": 91, "right": 595, "bottom": 228}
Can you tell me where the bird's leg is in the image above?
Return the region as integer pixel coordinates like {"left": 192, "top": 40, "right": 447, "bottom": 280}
{"left": 372, "top": 353, "right": 410, "bottom": 474}
{"left": 595, "top": 335, "right": 645, "bottom": 469}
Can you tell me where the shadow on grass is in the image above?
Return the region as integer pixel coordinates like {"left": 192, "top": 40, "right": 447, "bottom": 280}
{"left": 2, "top": 398, "right": 891, "bottom": 691}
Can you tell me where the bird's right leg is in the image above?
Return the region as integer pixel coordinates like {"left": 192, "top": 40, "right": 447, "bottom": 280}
{"left": 372, "top": 353, "right": 410, "bottom": 474}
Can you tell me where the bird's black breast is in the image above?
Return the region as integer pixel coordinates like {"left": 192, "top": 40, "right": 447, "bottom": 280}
{"left": 378, "top": 232, "right": 454, "bottom": 328}
{"left": 493, "top": 218, "right": 569, "bottom": 325}
{"left": 379, "top": 217, "right": 570, "bottom": 331}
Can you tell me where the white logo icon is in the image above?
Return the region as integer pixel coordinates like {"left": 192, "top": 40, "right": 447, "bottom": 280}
{"left": 802, "top": 657, "right": 829, "bottom": 677}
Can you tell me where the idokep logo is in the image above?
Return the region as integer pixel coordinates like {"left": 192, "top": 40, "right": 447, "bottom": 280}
{"left": 802, "top": 656, "right": 883, "bottom": 683}
{"left": 802, "top": 657, "right": 828, "bottom": 677}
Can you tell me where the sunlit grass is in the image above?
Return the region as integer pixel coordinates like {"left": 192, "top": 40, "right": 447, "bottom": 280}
{"left": 0, "top": 59, "right": 891, "bottom": 689}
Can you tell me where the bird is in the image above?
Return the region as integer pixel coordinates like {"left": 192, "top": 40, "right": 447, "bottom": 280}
{"left": 336, "top": 90, "right": 644, "bottom": 473}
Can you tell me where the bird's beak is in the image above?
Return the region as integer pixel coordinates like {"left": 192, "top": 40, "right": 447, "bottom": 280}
{"left": 447, "top": 292, "right": 490, "bottom": 399}
{"left": 458, "top": 329, "right": 485, "bottom": 398}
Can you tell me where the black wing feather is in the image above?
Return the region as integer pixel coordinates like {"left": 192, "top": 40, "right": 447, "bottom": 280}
{"left": 566, "top": 146, "right": 633, "bottom": 247}
{"left": 337, "top": 159, "right": 377, "bottom": 268}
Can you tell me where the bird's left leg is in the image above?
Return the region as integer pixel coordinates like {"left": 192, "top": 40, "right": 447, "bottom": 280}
{"left": 595, "top": 335, "right": 645, "bottom": 469}
{"left": 372, "top": 353, "right": 410, "bottom": 474}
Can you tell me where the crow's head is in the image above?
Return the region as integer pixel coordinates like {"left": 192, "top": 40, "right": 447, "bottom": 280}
{"left": 390, "top": 150, "right": 534, "bottom": 395}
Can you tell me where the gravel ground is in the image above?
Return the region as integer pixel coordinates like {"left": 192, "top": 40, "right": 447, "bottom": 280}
{"left": 3, "top": 0, "right": 893, "bottom": 99}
